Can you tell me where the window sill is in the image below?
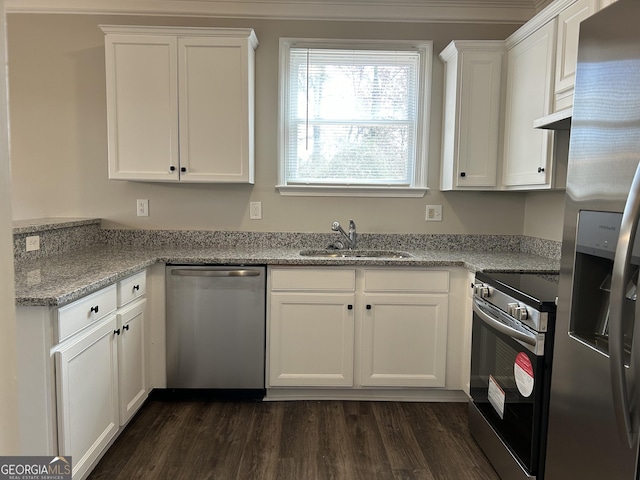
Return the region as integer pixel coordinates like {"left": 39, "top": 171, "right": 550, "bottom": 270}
{"left": 276, "top": 185, "right": 428, "bottom": 198}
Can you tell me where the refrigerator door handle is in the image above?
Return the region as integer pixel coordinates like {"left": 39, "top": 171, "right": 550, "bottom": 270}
{"left": 610, "top": 163, "right": 640, "bottom": 448}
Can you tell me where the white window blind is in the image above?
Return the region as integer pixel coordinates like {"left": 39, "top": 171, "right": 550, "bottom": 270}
{"left": 278, "top": 40, "right": 431, "bottom": 195}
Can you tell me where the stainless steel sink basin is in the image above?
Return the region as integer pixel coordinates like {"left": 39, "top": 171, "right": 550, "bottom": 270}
{"left": 299, "top": 249, "right": 413, "bottom": 259}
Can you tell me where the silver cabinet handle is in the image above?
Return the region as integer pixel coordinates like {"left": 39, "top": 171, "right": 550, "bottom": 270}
{"left": 610, "top": 162, "right": 640, "bottom": 448}
{"left": 171, "top": 269, "right": 261, "bottom": 277}
{"left": 472, "top": 297, "right": 536, "bottom": 347}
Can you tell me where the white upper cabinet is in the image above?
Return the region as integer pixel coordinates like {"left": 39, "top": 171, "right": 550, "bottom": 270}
{"left": 554, "top": 0, "right": 598, "bottom": 112}
{"left": 101, "top": 26, "right": 258, "bottom": 183}
{"left": 502, "top": 19, "right": 557, "bottom": 189}
{"left": 440, "top": 41, "right": 505, "bottom": 191}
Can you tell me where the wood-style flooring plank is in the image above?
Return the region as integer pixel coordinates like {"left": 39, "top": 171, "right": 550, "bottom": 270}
{"left": 371, "top": 402, "right": 434, "bottom": 478}
{"left": 88, "top": 398, "right": 499, "bottom": 480}
{"left": 234, "top": 402, "right": 283, "bottom": 480}
{"left": 344, "top": 402, "right": 395, "bottom": 480}
{"left": 315, "top": 401, "right": 355, "bottom": 480}
{"left": 401, "top": 402, "right": 500, "bottom": 480}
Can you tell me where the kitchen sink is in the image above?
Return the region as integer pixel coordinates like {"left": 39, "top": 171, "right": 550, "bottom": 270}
{"left": 299, "top": 249, "right": 413, "bottom": 258}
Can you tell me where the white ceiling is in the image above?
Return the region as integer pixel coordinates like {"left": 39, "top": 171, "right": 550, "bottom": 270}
{"left": 5, "top": 0, "right": 553, "bottom": 24}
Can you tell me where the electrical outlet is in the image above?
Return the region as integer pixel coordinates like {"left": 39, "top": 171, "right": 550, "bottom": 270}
{"left": 425, "top": 205, "right": 443, "bottom": 222}
{"left": 137, "top": 199, "right": 149, "bottom": 217}
{"left": 26, "top": 235, "right": 40, "bottom": 252}
{"left": 250, "top": 202, "right": 262, "bottom": 220}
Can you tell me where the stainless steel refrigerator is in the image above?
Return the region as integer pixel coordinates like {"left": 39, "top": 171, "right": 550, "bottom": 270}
{"left": 545, "top": 0, "right": 640, "bottom": 478}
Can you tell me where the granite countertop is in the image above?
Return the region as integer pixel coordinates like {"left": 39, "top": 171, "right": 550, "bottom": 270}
{"left": 13, "top": 217, "right": 101, "bottom": 235}
{"left": 14, "top": 244, "right": 560, "bottom": 307}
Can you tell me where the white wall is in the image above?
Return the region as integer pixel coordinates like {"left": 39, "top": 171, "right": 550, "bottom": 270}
{"left": 0, "top": 0, "right": 20, "bottom": 454}
{"left": 525, "top": 190, "right": 565, "bottom": 241}
{"left": 7, "top": 13, "right": 547, "bottom": 235}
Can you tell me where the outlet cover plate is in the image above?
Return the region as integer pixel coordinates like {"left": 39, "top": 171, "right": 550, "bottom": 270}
{"left": 137, "top": 199, "right": 149, "bottom": 217}
{"left": 250, "top": 202, "right": 262, "bottom": 220}
{"left": 26, "top": 235, "right": 40, "bottom": 251}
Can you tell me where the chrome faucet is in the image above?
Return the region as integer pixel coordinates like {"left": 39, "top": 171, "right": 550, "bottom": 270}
{"left": 331, "top": 219, "right": 357, "bottom": 250}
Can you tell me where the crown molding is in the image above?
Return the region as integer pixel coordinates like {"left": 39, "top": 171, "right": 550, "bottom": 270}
{"left": 5, "top": 0, "right": 537, "bottom": 24}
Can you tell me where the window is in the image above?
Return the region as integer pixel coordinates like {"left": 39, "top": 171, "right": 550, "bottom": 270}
{"left": 277, "top": 38, "right": 432, "bottom": 197}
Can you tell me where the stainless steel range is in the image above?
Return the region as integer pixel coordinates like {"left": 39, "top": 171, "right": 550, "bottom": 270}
{"left": 469, "top": 271, "right": 558, "bottom": 480}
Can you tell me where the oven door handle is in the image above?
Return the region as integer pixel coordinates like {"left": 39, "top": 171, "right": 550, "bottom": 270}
{"left": 472, "top": 297, "right": 536, "bottom": 347}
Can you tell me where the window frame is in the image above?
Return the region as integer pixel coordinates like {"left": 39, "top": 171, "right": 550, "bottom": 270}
{"left": 277, "top": 38, "right": 432, "bottom": 197}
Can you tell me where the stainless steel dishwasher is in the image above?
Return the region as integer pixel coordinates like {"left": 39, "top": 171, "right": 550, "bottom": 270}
{"left": 165, "top": 265, "right": 266, "bottom": 396}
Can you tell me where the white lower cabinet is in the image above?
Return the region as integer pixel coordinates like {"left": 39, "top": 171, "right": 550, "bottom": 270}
{"left": 267, "top": 267, "right": 449, "bottom": 392}
{"left": 55, "top": 316, "right": 120, "bottom": 480}
{"left": 117, "top": 299, "right": 147, "bottom": 425}
{"left": 269, "top": 293, "right": 355, "bottom": 386}
{"left": 56, "top": 272, "right": 148, "bottom": 479}
{"left": 16, "top": 269, "right": 149, "bottom": 480}
{"left": 360, "top": 293, "right": 448, "bottom": 387}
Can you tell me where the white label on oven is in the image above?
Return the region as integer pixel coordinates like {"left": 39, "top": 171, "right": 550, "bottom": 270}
{"left": 514, "top": 352, "right": 535, "bottom": 398}
{"left": 488, "top": 375, "right": 505, "bottom": 419}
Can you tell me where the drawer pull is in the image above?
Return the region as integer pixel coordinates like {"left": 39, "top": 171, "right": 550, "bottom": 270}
{"left": 133, "top": 285, "right": 140, "bottom": 291}
{"left": 366, "top": 304, "right": 372, "bottom": 310}
{"left": 90, "top": 305, "right": 99, "bottom": 314}
{"left": 114, "top": 328, "right": 120, "bottom": 336}
{"left": 123, "top": 324, "right": 130, "bottom": 331}
{"left": 347, "top": 304, "right": 353, "bottom": 310}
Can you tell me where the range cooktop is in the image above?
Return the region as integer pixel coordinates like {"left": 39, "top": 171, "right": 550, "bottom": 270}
{"left": 475, "top": 271, "right": 559, "bottom": 312}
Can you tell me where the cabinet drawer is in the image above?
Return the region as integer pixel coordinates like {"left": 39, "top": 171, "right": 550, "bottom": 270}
{"left": 57, "top": 284, "right": 117, "bottom": 343}
{"left": 363, "top": 269, "right": 449, "bottom": 293}
{"left": 118, "top": 270, "right": 146, "bottom": 307}
{"left": 271, "top": 268, "right": 355, "bottom": 291}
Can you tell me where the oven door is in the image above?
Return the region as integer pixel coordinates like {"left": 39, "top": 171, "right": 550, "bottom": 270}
{"left": 470, "top": 296, "right": 548, "bottom": 475}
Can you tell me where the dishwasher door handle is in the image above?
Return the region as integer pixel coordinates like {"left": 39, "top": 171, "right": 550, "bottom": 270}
{"left": 170, "top": 269, "right": 262, "bottom": 277}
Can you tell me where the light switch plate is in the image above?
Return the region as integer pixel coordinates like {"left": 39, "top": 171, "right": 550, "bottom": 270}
{"left": 426, "top": 205, "right": 443, "bottom": 222}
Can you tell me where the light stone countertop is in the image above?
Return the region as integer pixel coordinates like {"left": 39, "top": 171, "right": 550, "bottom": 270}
{"left": 14, "top": 244, "right": 560, "bottom": 307}
{"left": 13, "top": 217, "right": 101, "bottom": 235}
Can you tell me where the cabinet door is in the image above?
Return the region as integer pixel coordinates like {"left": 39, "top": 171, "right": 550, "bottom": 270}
{"left": 554, "top": 0, "right": 598, "bottom": 111}
{"left": 503, "top": 20, "right": 556, "bottom": 188}
{"left": 440, "top": 42, "right": 504, "bottom": 190}
{"left": 117, "top": 299, "right": 147, "bottom": 426}
{"left": 104, "top": 34, "right": 179, "bottom": 181}
{"left": 269, "top": 293, "right": 355, "bottom": 386}
{"left": 178, "top": 37, "right": 254, "bottom": 183}
{"left": 55, "top": 316, "right": 119, "bottom": 480}
{"left": 360, "top": 294, "right": 448, "bottom": 387}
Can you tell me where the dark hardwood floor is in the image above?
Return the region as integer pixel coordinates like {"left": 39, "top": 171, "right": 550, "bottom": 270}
{"left": 88, "top": 397, "right": 499, "bottom": 480}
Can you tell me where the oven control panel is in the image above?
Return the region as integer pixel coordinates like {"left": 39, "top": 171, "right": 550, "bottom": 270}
{"left": 472, "top": 279, "right": 547, "bottom": 333}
